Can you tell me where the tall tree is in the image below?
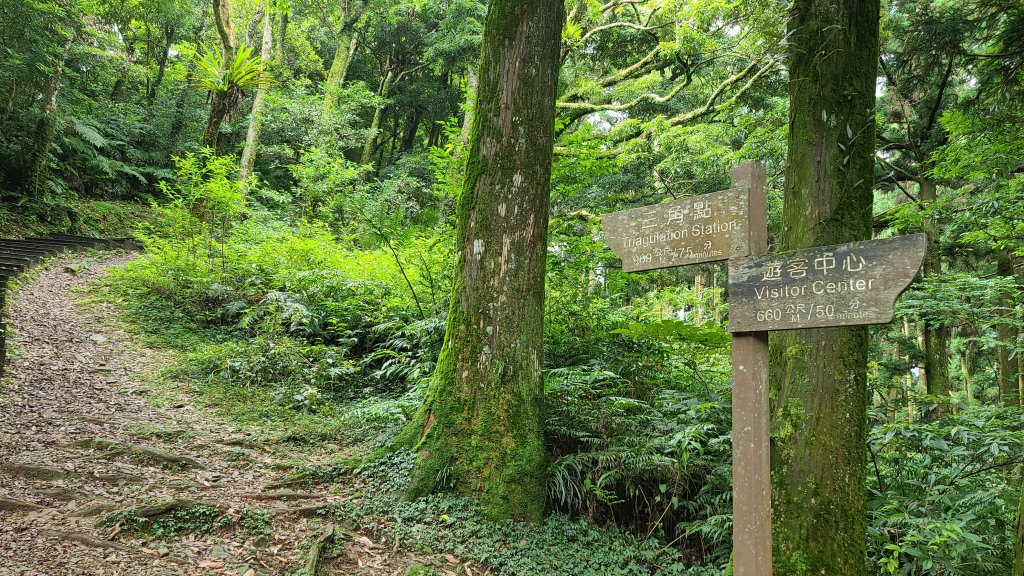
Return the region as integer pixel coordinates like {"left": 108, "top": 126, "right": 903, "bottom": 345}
{"left": 876, "top": 0, "right": 972, "bottom": 417}
{"left": 323, "top": 0, "right": 369, "bottom": 110}
{"left": 201, "top": 0, "right": 238, "bottom": 150}
{"left": 239, "top": 1, "right": 273, "bottom": 180}
{"left": 768, "top": 0, "right": 880, "bottom": 573}
{"left": 394, "top": 0, "right": 564, "bottom": 521}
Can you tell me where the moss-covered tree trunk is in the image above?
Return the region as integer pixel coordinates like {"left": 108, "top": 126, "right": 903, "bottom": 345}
{"left": 324, "top": 1, "right": 367, "bottom": 111}
{"left": 28, "top": 39, "right": 71, "bottom": 200}
{"left": 239, "top": 2, "right": 273, "bottom": 180}
{"left": 997, "top": 251, "right": 1020, "bottom": 406}
{"left": 920, "top": 178, "right": 950, "bottom": 419}
{"left": 360, "top": 70, "right": 394, "bottom": 165}
{"left": 394, "top": 0, "right": 564, "bottom": 522}
{"left": 1015, "top": 480, "right": 1024, "bottom": 576}
{"left": 769, "top": 0, "right": 880, "bottom": 573}
{"left": 201, "top": 0, "right": 237, "bottom": 152}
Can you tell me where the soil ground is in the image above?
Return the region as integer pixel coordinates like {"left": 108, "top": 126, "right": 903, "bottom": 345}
{"left": 0, "top": 254, "right": 465, "bottom": 576}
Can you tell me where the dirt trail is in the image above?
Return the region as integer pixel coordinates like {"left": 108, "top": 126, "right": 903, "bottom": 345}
{"left": 0, "top": 255, "right": 414, "bottom": 576}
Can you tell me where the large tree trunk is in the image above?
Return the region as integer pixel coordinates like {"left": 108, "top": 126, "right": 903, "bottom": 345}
{"left": 997, "top": 251, "right": 1020, "bottom": 406}
{"left": 239, "top": 3, "right": 273, "bottom": 180}
{"left": 29, "top": 40, "right": 71, "bottom": 200}
{"left": 394, "top": 0, "right": 564, "bottom": 522}
{"left": 920, "top": 178, "right": 950, "bottom": 419}
{"left": 201, "top": 0, "right": 237, "bottom": 151}
{"left": 768, "top": 0, "right": 880, "bottom": 573}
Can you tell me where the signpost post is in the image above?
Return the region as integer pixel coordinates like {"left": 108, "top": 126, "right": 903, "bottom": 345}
{"left": 601, "top": 162, "right": 926, "bottom": 576}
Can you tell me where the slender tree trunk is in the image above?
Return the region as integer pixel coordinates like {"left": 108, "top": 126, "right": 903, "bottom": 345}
{"left": 274, "top": 7, "right": 288, "bottom": 72}
{"left": 394, "top": 0, "right": 564, "bottom": 521}
{"left": 401, "top": 107, "right": 422, "bottom": 152}
{"left": 962, "top": 341, "right": 973, "bottom": 401}
{"left": 998, "top": 251, "right": 1020, "bottom": 405}
{"left": 1015, "top": 480, "right": 1024, "bottom": 576}
{"left": 920, "top": 178, "right": 950, "bottom": 419}
{"left": 694, "top": 267, "right": 706, "bottom": 322}
{"left": 361, "top": 70, "right": 394, "bottom": 164}
{"left": 148, "top": 26, "right": 176, "bottom": 105}
{"left": 29, "top": 40, "right": 71, "bottom": 199}
{"left": 239, "top": 3, "right": 273, "bottom": 180}
{"left": 906, "top": 317, "right": 917, "bottom": 423}
{"left": 459, "top": 66, "right": 477, "bottom": 145}
{"left": 324, "top": 29, "right": 359, "bottom": 109}
{"left": 202, "top": 0, "right": 237, "bottom": 151}
{"left": 768, "top": 0, "right": 880, "bottom": 573}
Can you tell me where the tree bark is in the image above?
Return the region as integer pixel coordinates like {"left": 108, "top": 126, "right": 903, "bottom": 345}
{"left": 1015, "top": 480, "right": 1024, "bottom": 576}
{"left": 274, "top": 6, "right": 288, "bottom": 72}
{"left": 29, "top": 39, "right": 71, "bottom": 199}
{"left": 459, "top": 66, "right": 477, "bottom": 145}
{"left": 239, "top": 2, "right": 273, "bottom": 181}
{"left": 768, "top": 0, "right": 880, "bottom": 573}
{"left": 360, "top": 70, "right": 394, "bottom": 164}
{"left": 997, "top": 251, "right": 1020, "bottom": 406}
{"left": 147, "top": 25, "right": 176, "bottom": 106}
{"left": 394, "top": 0, "right": 564, "bottom": 522}
{"left": 920, "top": 178, "right": 950, "bottom": 419}
{"left": 201, "top": 0, "right": 237, "bottom": 151}
{"left": 324, "top": 25, "right": 360, "bottom": 110}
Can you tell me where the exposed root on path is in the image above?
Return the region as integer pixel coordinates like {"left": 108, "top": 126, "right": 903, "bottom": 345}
{"left": 72, "top": 437, "right": 205, "bottom": 468}
{"left": 304, "top": 523, "right": 340, "bottom": 576}
{"left": 0, "top": 496, "right": 45, "bottom": 511}
{"left": 40, "top": 530, "right": 136, "bottom": 552}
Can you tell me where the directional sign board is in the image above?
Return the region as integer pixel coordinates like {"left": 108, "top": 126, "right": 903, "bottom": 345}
{"left": 727, "top": 234, "right": 926, "bottom": 332}
{"left": 602, "top": 188, "right": 750, "bottom": 272}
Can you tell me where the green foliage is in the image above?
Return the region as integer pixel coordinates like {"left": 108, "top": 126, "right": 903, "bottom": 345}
{"left": 867, "top": 404, "right": 1024, "bottom": 575}
{"left": 194, "top": 43, "right": 271, "bottom": 96}
{"left": 322, "top": 451, "right": 725, "bottom": 576}
{"left": 100, "top": 502, "right": 228, "bottom": 539}
{"left": 545, "top": 366, "right": 734, "bottom": 566}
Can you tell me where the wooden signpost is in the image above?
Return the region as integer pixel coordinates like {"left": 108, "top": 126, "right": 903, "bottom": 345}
{"left": 601, "top": 163, "right": 926, "bottom": 576}
{"left": 602, "top": 186, "right": 751, "bottom": 272}
{"left": 728, "top": 234, "right": 926, "bottom": 332}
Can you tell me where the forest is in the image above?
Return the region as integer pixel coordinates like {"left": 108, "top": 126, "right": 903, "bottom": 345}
{"left": 0, "top": 0, "right": 1022, "bottom": 574}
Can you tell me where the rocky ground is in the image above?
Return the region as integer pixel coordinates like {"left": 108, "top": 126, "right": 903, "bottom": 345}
{"left": 0, "top": 254, "right": 461, "bottom": 576}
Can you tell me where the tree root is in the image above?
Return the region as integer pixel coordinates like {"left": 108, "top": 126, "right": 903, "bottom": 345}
{"left": 304, "top": 523, "right": 341, "bottom": 576}
{"left": 0, "top": 496, "right": 45, "bottom": 511}
{"left": 73, "top": 502, "right": 120, "bottom": 517}
{"left": 1, "top": 463, "right": 69, "bottom": 480}
{"left": 131, "top": 498, "right": 200, "bottom": 518}
{"left": 247, "top": 491, "right": 320, "bottom": 501}
{"left": 34, "top": 487, "right": 77, "bottom": 501}
{"left": 72, "top": 438, "right": 204, "bottom": 468}
{"left": 40, "top": 530, "right": 135, "bottom": 552}
{"left": 90, "top": 471, "right": 147, "bottom": 484}
{"left": 277, "top": 502, "right": 337, "bottom": 518}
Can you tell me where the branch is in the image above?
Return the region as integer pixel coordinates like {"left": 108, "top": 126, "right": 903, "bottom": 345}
{"left": 601, "top": 0, "right": 647, "bottom": 13}
{"left": 922, "top": 54, "right": 955, "bottom": 140}
{"left": 578, "top": 21, "right": 664, "bottom": 45}
{"left": 557, "top": 73, "right": 692, "bottom": 113}
{"left": 556, "top": 58, "right": 777, "bottom": 157}
{"left": 662, "top": 58, "right": 770, "bottom": 127}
